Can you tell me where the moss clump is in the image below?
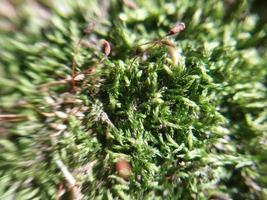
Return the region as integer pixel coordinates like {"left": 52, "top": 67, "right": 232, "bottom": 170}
{"left": 0, "top": 0, "right": 266, "bottom": 199}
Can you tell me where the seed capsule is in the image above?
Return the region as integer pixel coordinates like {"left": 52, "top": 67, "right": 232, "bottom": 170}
{"left": 101, "top": 39, "right": 111, "bottom": 56}
{"left": 168, "top": 22, "right": 186, "bottom": 36}
{"left": 115, "top": 159, "right": 131, "bottom": 179}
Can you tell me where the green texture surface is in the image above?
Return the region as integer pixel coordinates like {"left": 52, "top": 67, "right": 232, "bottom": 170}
{"left": 0, "top": 0, "right": 266, "bottom": 199}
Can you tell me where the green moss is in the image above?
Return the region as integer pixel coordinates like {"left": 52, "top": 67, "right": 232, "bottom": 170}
{"left": 0, "top": 0, "right": 266, "bottom": 199}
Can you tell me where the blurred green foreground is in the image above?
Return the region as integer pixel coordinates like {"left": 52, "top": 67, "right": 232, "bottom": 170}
{"left": 0, "top": 0, "right": 266, "bottom": 199}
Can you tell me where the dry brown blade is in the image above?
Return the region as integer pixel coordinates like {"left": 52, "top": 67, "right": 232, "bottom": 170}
{"left": 38, "top": 79, "right": 70, "bottom": 89}
{"left": 0, "top": 114, "right": 27, "bottom": 122}
{"left": 38, "top": 72, "right": 87, "bottom": 89}
{"left": 37, "top": 63, "right": 99, "bottom": 90}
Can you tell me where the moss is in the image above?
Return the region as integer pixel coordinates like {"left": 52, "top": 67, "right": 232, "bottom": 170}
{"left": 0, "top": 0, "right": 266, "bottom": 199}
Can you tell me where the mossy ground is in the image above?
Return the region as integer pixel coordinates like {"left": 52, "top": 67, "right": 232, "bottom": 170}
{"left": 0, "top": 0, "right": 266, "bottom": 199}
